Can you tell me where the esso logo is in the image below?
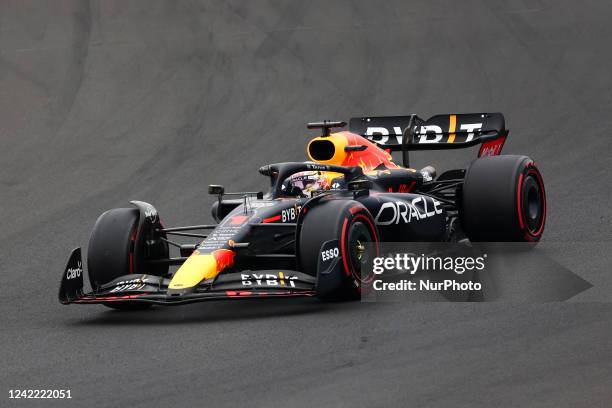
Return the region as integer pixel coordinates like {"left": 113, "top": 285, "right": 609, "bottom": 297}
{"left": 321, "top": 247, "right": 339, "bottom": 262}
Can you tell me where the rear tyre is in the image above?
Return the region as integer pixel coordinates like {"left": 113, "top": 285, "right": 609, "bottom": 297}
{"left": 299, "top": 200, "right": 379, "bottom": 300}
{"left": 88, "top": 207, "right": 167, "bottom": 310}
{"left": 461, "top": 155, "right": 546, "bottom": 243}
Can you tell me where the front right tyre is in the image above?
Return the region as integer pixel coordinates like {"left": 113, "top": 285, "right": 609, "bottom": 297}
{"left": 298, "top": 199, "right": 379, "bottom": 300}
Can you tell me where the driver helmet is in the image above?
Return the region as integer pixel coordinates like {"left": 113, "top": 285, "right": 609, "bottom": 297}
{"left": 281, "top": 171, "right": 331, "bottom": 197}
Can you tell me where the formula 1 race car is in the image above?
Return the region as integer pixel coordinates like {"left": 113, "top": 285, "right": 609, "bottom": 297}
{"left": 59, "top": 113, "right": 546, "bottom": 308}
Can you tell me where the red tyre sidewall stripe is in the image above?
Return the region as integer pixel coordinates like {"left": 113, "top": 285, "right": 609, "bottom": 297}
{"left": 340, "top": 217, "right": 350, "bottom": 276}
{"left": 516, "top": 172, "right": 525, "bottom": 231}
{"left": 517, "top": 162, "right": 546, "bottom": 240}
{"left": 526, "top": 167, "right": 546, "bottom": 237}
{"left": 340, "top": 209, "right": 380, "bottom": 284}
{"left": 351, "top": 213, "right": 379, "bottom": 284}
{"left": 129, "top": 226, "right": 138, "bottom": 274}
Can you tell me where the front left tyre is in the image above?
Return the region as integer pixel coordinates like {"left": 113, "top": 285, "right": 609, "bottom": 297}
{"left": 87, "top": 207, "right": 168, "bottom": 310}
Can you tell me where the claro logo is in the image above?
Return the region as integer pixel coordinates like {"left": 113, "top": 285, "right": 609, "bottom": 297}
{"left": 66, "top": 261, "right": 82, "bottom": 280}
{"left": 375, "top": 198, "right": 443, "bottom": 225}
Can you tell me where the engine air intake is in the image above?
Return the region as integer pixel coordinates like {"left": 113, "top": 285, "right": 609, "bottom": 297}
{"left": 308, "top": 139, "right": 336, "bottom": 161}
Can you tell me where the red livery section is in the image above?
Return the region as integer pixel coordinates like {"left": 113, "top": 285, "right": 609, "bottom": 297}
{"left": 479, "top": 136, "right": 507, "bottom": 157}
{"left": 262, "top": 214, "right": 282, "bottom": 223}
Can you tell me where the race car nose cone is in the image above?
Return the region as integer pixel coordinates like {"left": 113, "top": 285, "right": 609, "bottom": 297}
{"left": 168, "top": 249, "right": 235, "bottom": 290}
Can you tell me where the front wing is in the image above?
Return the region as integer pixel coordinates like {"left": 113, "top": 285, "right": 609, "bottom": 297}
{"left": 59, "top": 248, "right": 316, "bottom": 306}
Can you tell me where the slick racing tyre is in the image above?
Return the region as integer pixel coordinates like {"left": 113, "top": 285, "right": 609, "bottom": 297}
{"left": 461, "top": 155, "right": 546, "bottom": 243}
{"left": 299, "top": 200, "right": 379, "bottom": 300}
{"left": 88, "top": 208, "right": 168, "bottom": 310}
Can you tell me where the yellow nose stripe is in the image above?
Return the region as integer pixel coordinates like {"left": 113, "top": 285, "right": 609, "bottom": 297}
{"left": 169, "top": 254, "right": 218, "bottom": 289}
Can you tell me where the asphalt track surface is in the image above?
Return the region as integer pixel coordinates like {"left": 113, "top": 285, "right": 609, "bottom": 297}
{"left": 1, "top": 1, "right": 612, "bottom": 407}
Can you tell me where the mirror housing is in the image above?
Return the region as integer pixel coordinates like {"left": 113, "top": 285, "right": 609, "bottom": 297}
{"left": 208, "top": 185, "right": 225, "bottom": 195}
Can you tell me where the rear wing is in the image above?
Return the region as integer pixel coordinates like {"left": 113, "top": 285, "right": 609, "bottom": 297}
{"left": 349, "top": 113, "right": 508, "bottom": 166}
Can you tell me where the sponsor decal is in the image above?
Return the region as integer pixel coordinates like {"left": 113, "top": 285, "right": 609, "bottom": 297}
{"left": 321, "top": 247, "right": 339, "bottom": 262}
{"left": 361, "top": 116, "right": 485, "bottom": 146}
{"left": 241, "top": 272, "right": 297, "bottom": 287}
{"left": 365, "top": 126, "right": 403, "bottom": 145}
{"left": 281, "top": 205, "right": 302, "bottom": 222}
{"left": 458, "top": 123, "right": 482, "bottom": 142}
{"left": 375, "top": 197, "right": 443, "bottom": 225}
{"left": 364, "top": 123, "right": 484, "bottom": 145}
{"left": 281, "top": 208, "right": 295, "bottom": 222}
{"left": 264, "top": 205, "right": 302, "bottom": 223}
{"left": 306, "top": 163, "right": 327, "bottom": 171}
{"left": 66, "top": 261, "right": 82, "bottom": 280}
{"left": 416, "top": 123, "right": 482, "bottom": 144}
{"left": 416, "top": 125, "right": 444, "bottom": 143}
{"left": 200, "top": 225, "right": 242, "bottom": 250}
{"left": 110, "top": 278, "right": 147, "bottom": 293}
{"left": 143, "top": 206, "right": 158, "bottom": 222}
{"left": 479, "top": 136, "right": 506, "bottom": 157}
{"left": 318, "top": 239, "right": 341, "bottom": 274}
{"left": 397, "top": 182, "right": 416, "bottom": 193}
{"left": 249, "top": 201, "right": 275, "bottom": 209}
{"left": 230, "top": 215, "right": 249, "bottom": 225}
